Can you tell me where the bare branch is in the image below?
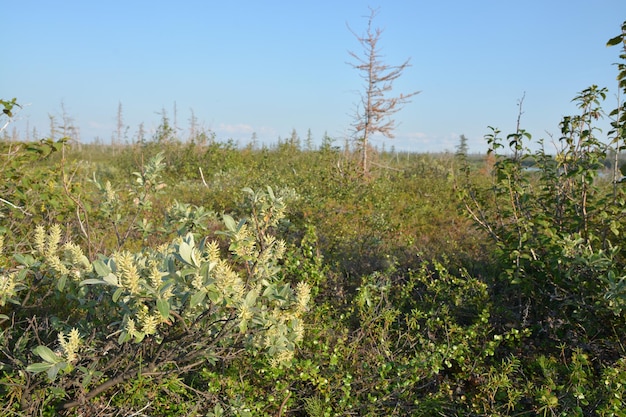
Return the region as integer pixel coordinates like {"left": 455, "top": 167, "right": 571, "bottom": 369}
{"left": 347, "top": 7, "right": 420, "bottom": 174}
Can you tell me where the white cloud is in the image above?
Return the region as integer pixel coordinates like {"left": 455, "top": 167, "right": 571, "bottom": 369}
{"left": 216, "top": 123, "right": 277, "bottom": 138}
{"left": 217, "top": 123, "right": 255, "bottom": 135}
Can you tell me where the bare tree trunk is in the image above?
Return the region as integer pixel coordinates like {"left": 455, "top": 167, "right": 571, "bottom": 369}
{"left": 348, "top": 7, "right": 419, "bottom": 175}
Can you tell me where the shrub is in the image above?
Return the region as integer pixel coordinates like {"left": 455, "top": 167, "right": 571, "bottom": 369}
{"left": 0, "top": 186, "right": 310, "bottom": 414}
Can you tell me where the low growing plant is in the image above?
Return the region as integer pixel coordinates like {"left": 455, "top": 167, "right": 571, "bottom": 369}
{"left": 0, "top": 186, "right": 310, "bottom": 415}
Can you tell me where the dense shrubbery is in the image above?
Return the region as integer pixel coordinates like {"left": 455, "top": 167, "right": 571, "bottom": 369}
{"left": 1, "top": 20, "right": 625, "bottom": 417}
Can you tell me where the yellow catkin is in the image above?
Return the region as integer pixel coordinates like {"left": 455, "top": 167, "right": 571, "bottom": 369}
{"left": 58, "top": 328, "right": 81, "bottom": 363}
{"left": 0, "top": 273, "right": 17, "bottom": 305}
{"left": 48, "top": 255, "right": 69, "bottom": 276}
{"left": 238, "top": 303, "right": 254, "bottom": 322}
{"left": 296, "top": 282, "right": 311, "bottom": 313}
{"left": 148, "top": 260, "right": 162, "bottom": 289}
{"left": 205, "top": 240, "right": 220, "bottom": 263}
{"left": 46, "top": 224, "right": 63, "bottom": 258}
{"left": 293, "top": 319, "right": 304, "bottom": 343}
{"left": 269, "top": 350, "right": 294, "bottom": 368}
{"left": 137, "top": 304, "right": 159, "bottom": 335}
{"left": 115, "top": 251, "right": 141, "bottom": 295}
{"left": 34, "top": 225, "right": 46, "bottom": 256}
{"left": 64, "top": 242, "right": 92, "bottom": 271}
{"left": 125, "top": 318, "right": 137, "bottom": 339}
{"left": 104, "top": 181, "right": 116, "bottom": 202}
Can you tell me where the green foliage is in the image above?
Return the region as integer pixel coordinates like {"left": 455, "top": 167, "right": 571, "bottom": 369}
{"left": 454, "top": 20, "right": 626, "bottom": 416}
{"left": 2, "top": 19, "right": 626, "bottom": 416}
{"left": 0, "top": 183, "right": 309, "bottom": 414}
{"left": 0, "top": 98, "right": 20, "bottom": 119}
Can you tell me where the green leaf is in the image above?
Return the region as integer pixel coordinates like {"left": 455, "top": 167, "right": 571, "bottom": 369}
{"left": 103, "top": 273, "right": 119, "bottom": 286}
{"left": 207, "top": 287, "right": 221, "bottom": 303}
{"left": 190, "top": 290, "right": 206, "bottom": 309}
{"left": 118, "top": 330, "right": 130, "bottom": 345}
{"left": 79, "top": 278, "right": 108, "bottom": 286}
{"left": 223, "top": 214, "right": 237, "bottom": 232}
{"left": 33, "top": 345, "right": 62, "bottom": 364}
{"left": 26, "top": 362, "right": 54, "bottom": 373}
{"left": 157, "top": 298, "right": 170, "bottom": 319}
{"left": 13, "top": 253, "right": 35, "bottom": 267}
{"left": 93, "top": 259, "right": 112, "bottom": 277}
{"left": 57, "top": 275, "right": 67, "bottom": 291}
{"left": 244, "top": 289, "right": 258, "bottom": 307}
{"left": 178, "top": 241, "right": 193, "bottom": 265}
{"left": 112, "top": 287, "right": 124, "bottom": 302}
{"left": 47, "top": 362, "right": 68, "bottom": 381}
{"left": 607, "top": 35, "right": 624, "bottom": 47}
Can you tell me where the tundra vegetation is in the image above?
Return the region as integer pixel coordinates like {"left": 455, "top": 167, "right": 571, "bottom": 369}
{"left": 1, "top": 20, "right": 626, "bottom": 417}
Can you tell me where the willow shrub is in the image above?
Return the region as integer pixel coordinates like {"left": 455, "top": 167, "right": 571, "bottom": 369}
{"left": 0, "top": 184, "right": 310, "bottom": 415}
{"left": 455, "top": 21, "right": 626, "bottom": 416}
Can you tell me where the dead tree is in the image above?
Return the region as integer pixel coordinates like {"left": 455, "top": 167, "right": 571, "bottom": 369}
{"left": 348, "top": 7, "right": 419, "bottom": 175}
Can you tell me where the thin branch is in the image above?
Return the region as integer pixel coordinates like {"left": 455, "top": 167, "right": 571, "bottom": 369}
{"left": 0, "top": 197, "right": 32, "bottom": 216}
{"left": 199, "top": 166, "right": 209, "bottom": 188}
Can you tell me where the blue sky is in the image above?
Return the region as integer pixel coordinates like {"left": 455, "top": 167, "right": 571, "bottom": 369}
{"left": 3, "top": 0, "right": 625, "bottom": 152}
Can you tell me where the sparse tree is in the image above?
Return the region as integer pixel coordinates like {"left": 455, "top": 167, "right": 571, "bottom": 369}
{"left": 114, "top": 101, "right": 124, "bottom": 147}
{"left": 188, "top": 108, "right": 198, "bottom": 141}
{"left": 136, "top": 122, "right": 146, "bottom": 145}
{"left": 48, "top": 114, "right": 57, "bottom": 141}
{"left": 306, "top": 128, "right": 314, "bottom": 151}
{"left": 60, "top": 101, "right": 80, "bottom": 147}
{"left": 456, "top": 134, "right": 469, "bottom": 156}
{"left": 348, "top": 7, "right": 419, "bottom": 175}
{"left": 288, "top": 128, "right": 300, "bottom": 148}
{"left": 250, "top": 131, "right": 258, "bottom": 149}
{"left": 320, "top": 131, "right": 335, "bottom": 152}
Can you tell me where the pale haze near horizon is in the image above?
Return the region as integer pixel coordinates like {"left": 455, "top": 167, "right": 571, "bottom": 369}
{"left": 3, "top": 0, "right": 625, "bottom": 153}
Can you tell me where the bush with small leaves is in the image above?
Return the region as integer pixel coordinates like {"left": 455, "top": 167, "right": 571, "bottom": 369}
{"left": 0, "top": 186, "right": 309, "bottom": 414}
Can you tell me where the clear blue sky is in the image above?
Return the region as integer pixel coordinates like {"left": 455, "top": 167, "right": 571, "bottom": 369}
{"left": 3, "top": 0, "right": 625, "bottom": 152}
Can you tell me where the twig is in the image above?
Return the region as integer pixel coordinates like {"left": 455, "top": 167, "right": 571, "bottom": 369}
{"left": 278, "top": 390, "right": 292, "bottom": 417}
{"left": 127, "top": 402, "right": 152, "bottom": 417}
{"left": 370, "top": 161, "right": 404, "bottom": 172}
{"left": 0, "top": 197, "right": 32, "bottom": 216}
{"left": 199, "top": 167, "right": 209, "bottom": 188}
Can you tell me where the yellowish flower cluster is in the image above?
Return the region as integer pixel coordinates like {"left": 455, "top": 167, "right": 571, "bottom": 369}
{"left": 115, "top": 251, "right": 141, "bottom": 295}
{"left": 62, "top": 242, "right": 92, "bottom": 281}
{"left": 125, "top": 305, "right": 163, "bottom": 339}
{"left": 214, "top": 261, "right": 244, "bottom": 302}
{"left": 238, "top": 303, "right": 254, "bottom": 322}
{"left": 191, "top": 274, "right": 204, "bottom": 290}
{"left": 58, "top": 328, "right": 81, "bottom": 363}
{"left": 33, "top": 225, "right": 47, "bottom": 256}
{"left": 147, "top": 260, "right": 163, "bottom": 290}
{"left": 104, "top": 180, "right": 116, "bottom": 203}
{"left": 205, "top": 240, "right": 221, "bottom": 263}
{"left": 125, "top": 318, "right": 137, "bottom": 338}
{"left": 48, "top": 256, "right": 70, "bottom": 276}
{"left": 63, "top": 242, "right": 91, "bottom": 270}
{"left": 0, "top": 272, "right": 17, "bottom": 306}
{"left": 292, "top": 319, "right": 304, "bottom": 343}
{"left": 273, "top": 239, "right": 286, "bottom": 260}
{"left": 34, "top": 224, "right": 78, "bottom": 278}
{"left": 46, "top": 224, "right": 63, "bottom": 258}
{"left": 296, "top": 282, "right": 311, "bottom": 313}
{"left": 137, "top": 305, "right": 160, "bottom": 335}
{"left": 269, "top": 349, "right": 294, "bottom": 368}
{"left": 232, "top": 224, "right": 256, "bottom": 259}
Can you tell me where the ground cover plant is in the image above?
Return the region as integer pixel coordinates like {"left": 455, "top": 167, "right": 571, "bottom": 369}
{"left": 1, "top": 20, "right": 626, "bottom": 417}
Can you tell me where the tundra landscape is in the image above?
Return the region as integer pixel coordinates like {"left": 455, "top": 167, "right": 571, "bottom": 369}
{"left": 1, "top": 7, "right": 626, "bottom": 417}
